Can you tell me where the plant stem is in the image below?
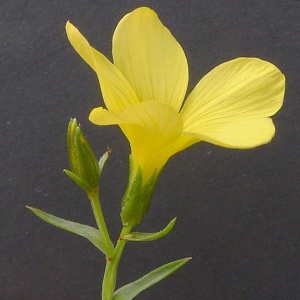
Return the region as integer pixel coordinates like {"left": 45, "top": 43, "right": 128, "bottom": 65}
{"left": 102, "top": 225, "right": 132, "bottom": 300}
{"left": 90, "top": 191, "right": 114, "bottom": 256}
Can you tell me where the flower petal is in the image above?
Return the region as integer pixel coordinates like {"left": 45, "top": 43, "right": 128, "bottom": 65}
{"left": 112, "top": 7, "right": 188, "bottom": 111}
{"left": 184, "top": 118, "right": 275, "bottom": 149}
{"left": 89, "top": 102, "right": 183, "bottom": 146}
{"left": 90, "top": 102, "right": 191, "bottom": 180}
{"left": 181, "top": 57, "right": 285, "bottom": 148}
{"left": 66, "top": 21, "right": 139, "bottom": 111}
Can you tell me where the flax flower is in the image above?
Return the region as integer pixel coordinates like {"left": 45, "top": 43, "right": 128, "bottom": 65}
{"left": 66, "top": 7, "right": 285, "bottom": 225}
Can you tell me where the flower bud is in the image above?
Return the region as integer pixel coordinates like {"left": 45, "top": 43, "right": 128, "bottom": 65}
{"left": 65, "top": 118, "right": 100, "bottom": 194}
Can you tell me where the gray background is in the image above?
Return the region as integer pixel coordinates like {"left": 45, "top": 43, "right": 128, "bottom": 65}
{"left": 1, "top": 0, "right": 300, "bottom": 299}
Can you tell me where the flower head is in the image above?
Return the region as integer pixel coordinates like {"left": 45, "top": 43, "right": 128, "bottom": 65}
{"left": 66, "top": 7, "right": 285, "bottom": 225}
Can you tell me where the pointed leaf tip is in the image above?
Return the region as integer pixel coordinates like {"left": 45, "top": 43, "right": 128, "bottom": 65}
{"left": 123, "top": 217, "right": 177, "bottom": 242}
{"left": 112, "top": 257, "right": 191, "bottom": 300}
{"left": 26, "top": 206, "right": 113, "bottom": 256}
{"left": 99, "top": 149, "right": 112, "bottom": 173}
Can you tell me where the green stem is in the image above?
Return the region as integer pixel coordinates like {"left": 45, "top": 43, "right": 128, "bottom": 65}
{"left": 102, "top": 225, "right": 132, "bottom": 300}
{"left": 89, "top": 191, "right": 114, "bottom": 256}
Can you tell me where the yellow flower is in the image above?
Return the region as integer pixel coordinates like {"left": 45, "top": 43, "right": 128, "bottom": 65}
{"left": 66, "top": 7, "right": 285, "bottom": 225}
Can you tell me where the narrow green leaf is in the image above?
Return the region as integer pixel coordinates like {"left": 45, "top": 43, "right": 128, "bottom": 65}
{"left": 123, "top": 218, "right": 176, "bottom": 242}
{"left": 26, "top": 206, "right": 110, "bottom": 256}
{"left": 99, "top": 149, "right": 111, "bottom": 173}
{"left": 112, "top": 257, "right": 191, "bottom": 300}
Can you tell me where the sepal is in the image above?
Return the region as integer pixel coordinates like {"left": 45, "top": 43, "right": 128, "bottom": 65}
{"left": 121, "top": 156, "right": 160, "bottom": 227}
{"left": 64, "top": 169, "right": 95, "bottom": 195}
{"left": 122, "top": 218, "right": 176, "bottom": 242}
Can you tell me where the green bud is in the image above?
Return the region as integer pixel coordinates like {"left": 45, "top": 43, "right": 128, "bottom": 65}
{"left": 64, "top": 118, "right": 100, "bottom": 195}
{"left": 121, "top": 155, "right": 161, "bottom": 227}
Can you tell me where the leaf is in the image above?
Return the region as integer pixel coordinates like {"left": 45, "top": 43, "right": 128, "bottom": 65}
{"left": 122, "top": 218, "right": 176, "bottom": 242}
{"left": 99, "top": 149, "right": 112, "bottom": 173}
{"left": 112, "top": 257, "right": 191, "bottom": 300}
{"left": 26, "top": 206, "right": 111, "bottom": 256}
